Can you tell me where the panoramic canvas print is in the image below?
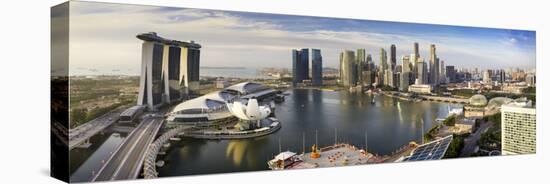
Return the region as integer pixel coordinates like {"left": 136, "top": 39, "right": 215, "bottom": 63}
{"left": 51, "top": 1, "right": 537, "bottom": 183}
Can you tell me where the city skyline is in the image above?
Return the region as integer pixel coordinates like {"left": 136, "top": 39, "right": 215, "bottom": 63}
{"left": 62, "top": 2, "right": 535, "bottom": 76}
{"left": 52, "top": 2, "right": 537, "bottom": 182}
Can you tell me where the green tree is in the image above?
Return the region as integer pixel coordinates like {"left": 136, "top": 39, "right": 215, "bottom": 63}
{"left": 70, "top": 108, "right": 88, "bottom": 128}
{"left": 443, "top": 115, "right": 457, "bottom": 126}
{"left": 444, "top": 134, "right": 465, "bottom": 158}
{"left": 522, "top": 87, "right": 536, "bottom": 94}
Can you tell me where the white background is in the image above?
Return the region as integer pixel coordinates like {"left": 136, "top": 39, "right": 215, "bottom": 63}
{"left": 0, "top": 0, "right": 547, "bottom": 183}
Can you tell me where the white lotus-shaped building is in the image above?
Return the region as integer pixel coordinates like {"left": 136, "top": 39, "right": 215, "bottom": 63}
{"left": 227, "top": 98, "right": 271, "bottom": 121}
{"left": 227, "top": 98, "right": 271, "bottom": 130}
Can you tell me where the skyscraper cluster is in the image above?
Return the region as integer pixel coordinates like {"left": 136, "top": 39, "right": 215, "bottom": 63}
{"left": 292, "top": 48, "right": 323, "bottom": 87}
{"left": 136, "top": 32, "right": 201, "bottom": 110}
{"left": 337, "top": 42, "right": 443, "bottom": 92}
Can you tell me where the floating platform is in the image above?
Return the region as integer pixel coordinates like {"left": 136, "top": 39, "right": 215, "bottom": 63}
{"left": 294, "top": 144, "right": 372, "bottom": 169}
{"left": 269, "top": 144, "right": 374, "bottom": 170}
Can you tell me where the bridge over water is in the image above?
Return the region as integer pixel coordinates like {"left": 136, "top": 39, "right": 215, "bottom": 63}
{"left": 69, "top": 111, "right": 122, "bottom": 150}
{"left": 419, "top": 95, "right": 470, "bottom": 104}
{"left": 91, "top": 117, "right": 164, "bottom": 182}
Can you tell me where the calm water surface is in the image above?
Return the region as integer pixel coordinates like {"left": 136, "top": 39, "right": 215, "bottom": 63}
{"left": 70, "top": 132, "right": 127, "bottom": 182}
{"left": 157, "top": 89, "right": 461, "bottom": 177}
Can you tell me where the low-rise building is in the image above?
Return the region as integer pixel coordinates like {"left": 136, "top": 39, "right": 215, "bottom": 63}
{"left": 215, "top": 79, "right": 229, "bottom": 89}
{"left": 464, "top": 94, "right": 488, "bottom": 118}
{"left": 453, "top": 118, "right": 476, "bottom": 134}
{"left": 119, "top": 105, "right": 146, "bottom": 124}
{"left": 408, "top": 84, "right": 432, "bottom": 94}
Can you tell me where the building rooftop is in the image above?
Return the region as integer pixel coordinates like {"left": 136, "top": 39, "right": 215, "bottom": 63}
{"left": 170, "top": 82, "right": 274, "bottom": 115}
{"left": 402, "top": 135, "right": 453, "bottom": 162}
{"left": 171, "top": 91, "right": 234, "bottom": 114}
{"left": 225, "top": 82, "right": 267, "bottom": 95}
{"left": 487, "top": 97, "right": 513, "bottom": 109}
{"left": 136, "top": 32, "right": 201, "bottom": 49}
{"left": 502, "top": 97, "right": 534, "bottom": 108}
{"left": 274, "top": 151, "right": 296, "bottom": 161}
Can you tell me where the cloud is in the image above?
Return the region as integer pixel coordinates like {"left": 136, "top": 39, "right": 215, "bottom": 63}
{"left": 65, "top": 1, "right": 536, "bottom": 76}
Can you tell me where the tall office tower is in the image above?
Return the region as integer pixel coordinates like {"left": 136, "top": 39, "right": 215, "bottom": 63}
{"left": 411, "top": 42, "right": 419, "bottom": 71}
{"left": 410, "top": 53, "right": 418, "bottom": 77}
{"left": 366, "top": 53, "right": 373, "bottom": 65}
{"left": 390, "top": 44, "right": 397, "bottom": 71}
{"left": 311, "top": 49, "right": 323, "bottom": 86}
{"left": 439, "top": 60, "right": 446, "bottom": 83}
{"left": 525, "top": 74, "right": 536, "bottom": 87}
{"left": 416, "top": 59, "right": 428, "bottom": 84}
{"left": 340, "top": 50, "right": 356, "bottom": 87}
{"left": 394, "top": 71, "right": 401, "bottom": 88}
{"left": 363, "top": 54, "right": 374, "bottom": 86}
{"left": 446, "top": 65, "right": 456, "bottom": 83}
{"left": 429, "top": 44, "right": 439, "bottom": 85}
{"left": 292, "top": 48, "right": 310, "bottom": 86}
{"left": 395, "top": 65, "right": 402, "bottom": 74}
{"left": 364, "top": 70, "right": 374, "bottom": 87}
{"left": 137, "top": 32, "right": 201, "bottom": 110}
{"left": 497, "top": 69, "right": 506, "bottom": 83}
{"left": 401, "top": 56, "right": 411, "bottom": 72}
{"left": 380, "top": 48, "right": 388, "bottom": 72}
{"left": 356, "top": 49, "right": 366, "bottom": 85}
{"left": 385, "top": 69, "right": 394, "bottom": 87}
{"left": 399, "top": 71, "right": 410, "bottom": 92}
{"left": 501, "top": 99, "right": 536, "bottom": 155}
{"left": 378, "top": 48, "right": 387, "bottom": 86}
{"left": 414, "top": 42, "right": 420, "bottom": 57}
{"left": 483, "top": 70, "right": 491, "bottom": 84}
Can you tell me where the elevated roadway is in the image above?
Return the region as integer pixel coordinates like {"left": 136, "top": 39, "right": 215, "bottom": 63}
{"left": 91, "top": 117, "right": 164, "bottom": 182}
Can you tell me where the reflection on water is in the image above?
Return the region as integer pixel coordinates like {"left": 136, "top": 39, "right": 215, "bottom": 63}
{"left": 225, "top": 137, "right": 269, "bottom": 167}
{"left": 158, "top": 89, "right": 462, "bottom": 177}
{"left": 70, "top": 132, "right": 127, "bottom": 182}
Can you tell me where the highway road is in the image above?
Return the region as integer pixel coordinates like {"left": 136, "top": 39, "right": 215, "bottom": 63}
{"left": 69, "top": 111, "right": 121, "bottom": 150}
{"left": 460, "top": 121, "right": 493, "bottom": 157}
{"left": 92, "top": 117, "right": 163, "bottom": 182}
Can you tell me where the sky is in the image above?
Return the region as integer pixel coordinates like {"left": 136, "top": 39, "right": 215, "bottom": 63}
{"left": 59, "top": 1, "right": 536, "bottom": 76}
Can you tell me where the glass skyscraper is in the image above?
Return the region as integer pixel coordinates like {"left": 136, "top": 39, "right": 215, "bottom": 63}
{"left": 292, "top": 48, "right": 310, "bottom": 86}
{"left": 311, "top": 49, "right": 323, "bottom": 86}
{"left": 340, "top": 50, "right": 356, "bottom": 87}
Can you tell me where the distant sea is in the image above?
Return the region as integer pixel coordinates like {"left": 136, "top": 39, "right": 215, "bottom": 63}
{"left": 70, "top": 67, "right": 273, "bottom": 79}
{"left": 200, "top": 67, "right": 271, "bottom": 79}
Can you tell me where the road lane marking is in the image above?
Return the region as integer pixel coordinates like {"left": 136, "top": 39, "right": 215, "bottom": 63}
{"left": 111, "top": 119, "right": 155, "bottom": 180}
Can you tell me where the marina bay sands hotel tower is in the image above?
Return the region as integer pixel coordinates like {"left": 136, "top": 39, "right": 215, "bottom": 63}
{"left": 136, "top": 32, "right": 201, "bottom": 110}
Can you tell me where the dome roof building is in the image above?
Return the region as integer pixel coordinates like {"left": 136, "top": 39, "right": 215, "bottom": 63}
{"left": 487, "top": 97, "right": 513, "bottom": 109}
{"left": 469, "top": 94, "right": 488, "bottom": 106}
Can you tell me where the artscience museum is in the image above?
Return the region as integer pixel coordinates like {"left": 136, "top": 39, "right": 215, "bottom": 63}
{"left": 166, "top": 82, "right": 278, "bottom": 127}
